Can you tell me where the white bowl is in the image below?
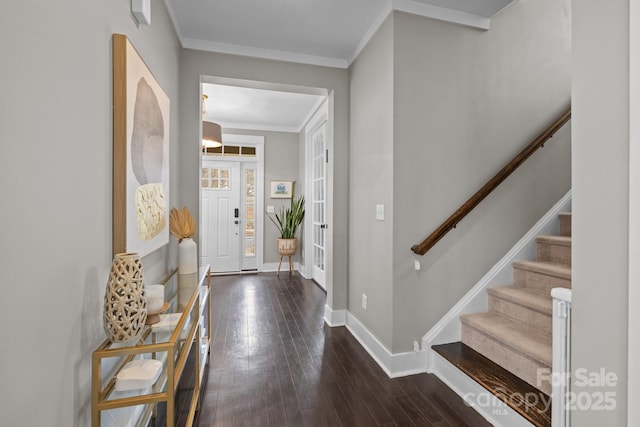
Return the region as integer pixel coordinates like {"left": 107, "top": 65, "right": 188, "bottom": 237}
{"left": 146, "top": 284, "right": 164, "bottom": 313}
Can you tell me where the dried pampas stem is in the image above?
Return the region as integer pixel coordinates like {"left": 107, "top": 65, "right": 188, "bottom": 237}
{"left": 169, "top": 206, "right": 197, "bottom": 241}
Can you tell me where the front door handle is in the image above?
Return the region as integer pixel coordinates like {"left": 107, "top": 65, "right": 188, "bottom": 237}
{"left": 234, "top": 208, "right": 239, "bottom": 218}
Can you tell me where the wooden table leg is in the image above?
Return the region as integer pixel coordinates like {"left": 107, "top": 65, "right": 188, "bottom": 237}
{"left": 277, "top": 255, "right": 283, "bottom": 275}
{"left": 289, "top": 255, "right": 294, "bottom": 275}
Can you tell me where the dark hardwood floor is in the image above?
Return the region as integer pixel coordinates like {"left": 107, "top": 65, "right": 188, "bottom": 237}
{"left": 433, "top": 343, "right": 550, "bottom": 427}
{"left": 197, "top": 272, "right": 491, "bottom": 427}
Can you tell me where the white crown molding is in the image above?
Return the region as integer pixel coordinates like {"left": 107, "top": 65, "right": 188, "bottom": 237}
{"left": 347, "top": 1, "right": 394, "bottom": 67}
{"left": 392, "top": 0, "right": 491, "bottom": 30}
{"left": 182, "top": 38, "right": 349, "bottom": 69}
{"left": 212, "top": 94, "right": 326, "bottom": 134}
{"left": 167, "top": 0, "right": 492, "bottom": 70}
{"left": 219, "top": 121, "right": 302, "bottom": 134}
{"left": 346, "top": 0, "right": 490, "bottom": 67}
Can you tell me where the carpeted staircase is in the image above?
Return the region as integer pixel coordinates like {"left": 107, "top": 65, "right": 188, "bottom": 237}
{"left": 460, "top": 211, "right": 572, "bottom": 396}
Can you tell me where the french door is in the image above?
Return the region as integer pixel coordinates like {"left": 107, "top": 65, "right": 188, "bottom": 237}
{"left": 310, "top": 119, "right": 327, "bottom": 287}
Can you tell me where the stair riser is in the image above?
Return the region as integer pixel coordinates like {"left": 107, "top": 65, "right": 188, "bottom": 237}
{"left": 559, "top": 215, "right": 571, "bottom": 237}
{"left": 489, "top": 296, "right": 552, "bottom": 338}
{"left": 462, "top": 324, "right": 552, "bottom": 395}
{"left": 513, "top": 268, "right": 571, "bottom": 294}
{"left": 536, "top": 242, "right": 571, "bottom": 266}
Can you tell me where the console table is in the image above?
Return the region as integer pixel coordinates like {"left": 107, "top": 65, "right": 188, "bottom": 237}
{"left": 91, "top": 265, "right": 211, "bottom": 427}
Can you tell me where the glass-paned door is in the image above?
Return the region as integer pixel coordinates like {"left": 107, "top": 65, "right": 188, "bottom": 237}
{"left": 242, "top": 164, "right": 257, "bottom": 270}
{"left": 201, "top": 161, "right": 240, "bottom": 273}
{"left": 311, "top": 120, "right": 327, "bottom": 287}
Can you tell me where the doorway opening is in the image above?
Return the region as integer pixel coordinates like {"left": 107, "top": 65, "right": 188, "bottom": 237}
{"left": 201, "top": 134, "right": 264, "bottom": 273}
{"left": 199, "top": 77, "right": 333, "bottom": 280}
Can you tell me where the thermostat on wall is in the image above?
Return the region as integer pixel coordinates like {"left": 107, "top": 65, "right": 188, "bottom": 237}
{"left": 132, "top": 0, "right": 151, "bottom": 25}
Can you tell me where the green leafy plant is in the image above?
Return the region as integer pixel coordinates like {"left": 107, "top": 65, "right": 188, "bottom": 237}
{"left": 268, "top": 185, "right": 305, "bottom": 239}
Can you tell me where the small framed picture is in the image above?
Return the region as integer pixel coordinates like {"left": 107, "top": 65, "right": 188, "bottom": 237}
{"left": 270, "top": 181, "right": 293, "bottom": 199}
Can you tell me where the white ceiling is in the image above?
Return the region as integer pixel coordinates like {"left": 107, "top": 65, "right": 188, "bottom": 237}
{"left": 203, "top": 83, "right": 325, "bottom": 133}
{"left": 165, "top": 0, "right": 514, "bottom": 68}
{"left": 174, "top": 0, "right": 514, "bottom": 132}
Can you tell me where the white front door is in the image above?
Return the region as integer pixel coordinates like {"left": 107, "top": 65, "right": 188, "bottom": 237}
{"left": 201, "top": 161, "right": 241, "bottom": 272}
{"left": 311, "top": 119, "right": 327, "bottom": 287}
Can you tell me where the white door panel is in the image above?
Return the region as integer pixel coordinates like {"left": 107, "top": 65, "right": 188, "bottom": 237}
{"left": 311, "top": 119, "right": 327, "bottom": 288}
{"left": 202, "top": 161, "right": 240, "bottom": 272}
{"left": 216, "top": 197, "right": 232, "bottom": 257}
{"left": 201, "top": 198, "right": 210, "bottom": 261}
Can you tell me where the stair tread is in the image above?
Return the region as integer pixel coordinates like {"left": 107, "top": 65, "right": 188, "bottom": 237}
{"left": 433, "top": 342, "right": 551, "bottom": 427}
{"left": 535, "top": 235, "right": 571, "bottom": 246}
{"left": 461, "top": 312, "right": 552, "bottom": 366}
{"left": 488, "top": 286, "right": 552, "bottom": 315}
{"left": 513, "top": 260, "right": 571, "bottom": 280}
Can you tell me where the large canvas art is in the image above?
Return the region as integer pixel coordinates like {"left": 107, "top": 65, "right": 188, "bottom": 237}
{"left": 113, "top": 34, "right": 170, "bottom": 257}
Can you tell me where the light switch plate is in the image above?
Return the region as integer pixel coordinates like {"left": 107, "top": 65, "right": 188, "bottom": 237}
{"left": 376, "top": 204, "right": 384, "bottom": 221}
{"left": 267, "top": 205, "right": 275, "bottom": 213}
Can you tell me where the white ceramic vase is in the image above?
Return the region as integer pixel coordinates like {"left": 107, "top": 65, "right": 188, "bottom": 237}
{"left": 103, "top": 252, "right": 147, "bottom": 343}
{"left": 178, "top": 237, "right": 197, "bottom": 274}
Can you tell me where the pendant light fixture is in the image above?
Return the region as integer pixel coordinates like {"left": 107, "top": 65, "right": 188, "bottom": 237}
{"left": 202, "top": 94, "right": 222, "bottom": 148}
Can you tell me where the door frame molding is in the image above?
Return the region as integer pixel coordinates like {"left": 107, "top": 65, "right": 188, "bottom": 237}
{"left": 304, "top": 99, "right": 329, "bottom": 286}
{"left": 200, "top": 134, "right": 265, "bottom": 272}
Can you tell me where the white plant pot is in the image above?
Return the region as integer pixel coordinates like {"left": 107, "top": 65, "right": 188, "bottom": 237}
{"left": 178, "top": 238, "right": 197, "bottom": 275}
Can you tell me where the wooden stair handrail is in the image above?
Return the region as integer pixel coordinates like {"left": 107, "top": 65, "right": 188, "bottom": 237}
{"left": 411, "top": 107, "right": 571, "bottom": 256}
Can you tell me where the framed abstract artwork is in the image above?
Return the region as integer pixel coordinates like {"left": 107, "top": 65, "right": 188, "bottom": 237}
{"left": 112, "top": 34, "right": 170, "bottom": 257}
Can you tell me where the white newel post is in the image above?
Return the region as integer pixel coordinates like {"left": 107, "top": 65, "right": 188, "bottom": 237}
{"left": 551, "top": 287, "right": 572, "bottom": 427}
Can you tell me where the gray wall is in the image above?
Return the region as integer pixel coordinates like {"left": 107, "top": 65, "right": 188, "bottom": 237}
{"left": 179, "top": 50, "right": 349, "bottom": 310}
{"left": 0, "top": 1, "right": 181, "bottom": 425}
{"left": 348, "top": 0, "right": 571, "bottom": 354}
{"left": 349, "top": 16, "right": 395, "bottom": 348}
{"left": 572, "top": 0, "right": 629, "bottom": 424}
{"left": 222, "top": 128, "right": 300, "bottom": 264}
{"left": 390, "top": 1, "right": 571, "bottom": 352}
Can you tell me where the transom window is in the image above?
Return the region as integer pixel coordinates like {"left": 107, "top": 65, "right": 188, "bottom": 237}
{"left": 203, "top": 144, "right": 256, "bottom": 157}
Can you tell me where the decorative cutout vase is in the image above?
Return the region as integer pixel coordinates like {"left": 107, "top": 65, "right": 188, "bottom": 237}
{"left": 178, "top": 237, "right": 197, "bottom": 275}
{"left": 103, "top": 252, "right": 147, "bottom": 343}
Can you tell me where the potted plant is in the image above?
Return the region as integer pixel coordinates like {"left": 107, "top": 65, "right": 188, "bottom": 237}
{"left": 267, "top": 184, "right": 305, "bottom": 269}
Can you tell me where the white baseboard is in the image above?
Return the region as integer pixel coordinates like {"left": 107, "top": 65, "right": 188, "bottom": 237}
{"left": 325, "top": 311, "right": 426, "bottom": 378}
{"left": 323, "top": 307, "right": 426, "bottom": 377}
{"left": 261, "top": 261, "right": 304, "bottom": 274}
{"left": 422, "top": 190, "right": 573, "bottom": 370}
{"left": 324, "top": 305, "right": 347, "bottom": 326}
{"left": 431, "top": 352, "right": 535, "bottom": 427}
